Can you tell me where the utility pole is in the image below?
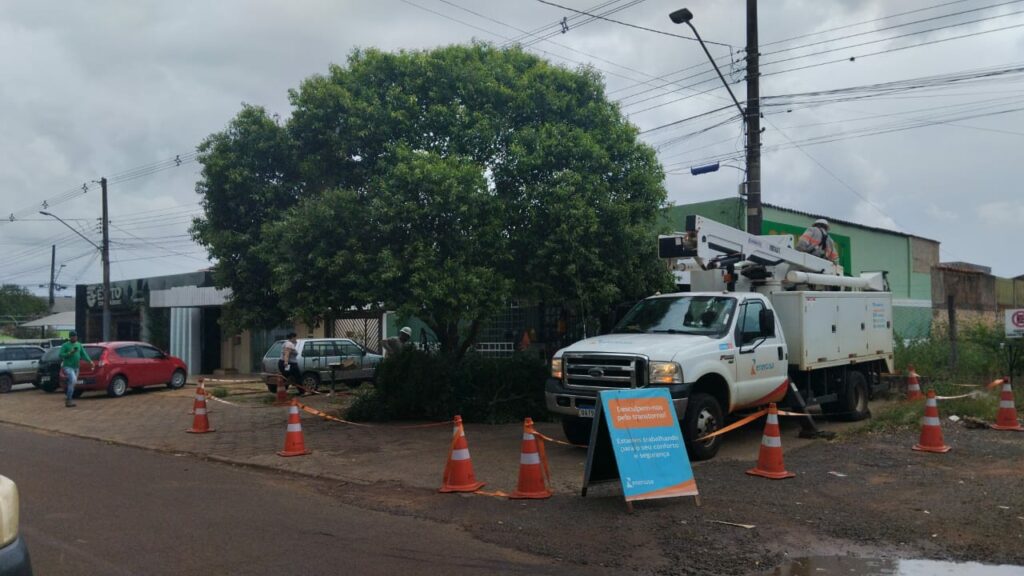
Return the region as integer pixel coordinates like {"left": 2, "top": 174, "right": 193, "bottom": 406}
{"left": 101, "top": 177, "right": 111, "bottom": 342}
{"left": 48, "top": 245, "right": 56, "bottom": 311}
{"left": 745, "top": 0, "right": 762, "bottom": 234}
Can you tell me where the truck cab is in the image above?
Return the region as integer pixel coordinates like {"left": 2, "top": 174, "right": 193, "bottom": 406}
{"left": 546, "top": 291, "right": 787, "bottom": 461}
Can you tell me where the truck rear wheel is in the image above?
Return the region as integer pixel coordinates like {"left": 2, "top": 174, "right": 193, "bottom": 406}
{"left": 682, "top": 393, "right": 723, "bottom": 461}
{"left": 561, "top": 416, "right": 593, "bottom": 446}
{"left": 826, "top": 370, "right": 871, "bottom": 422}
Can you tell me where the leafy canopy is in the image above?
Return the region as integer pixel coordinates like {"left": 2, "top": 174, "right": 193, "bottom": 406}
{"left": 193, "top": 43, "right": 671, "bottom": 355}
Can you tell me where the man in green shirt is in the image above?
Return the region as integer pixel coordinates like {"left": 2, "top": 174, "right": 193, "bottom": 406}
{"left": 59, "top": 332, "right": 93, "bottom": 408}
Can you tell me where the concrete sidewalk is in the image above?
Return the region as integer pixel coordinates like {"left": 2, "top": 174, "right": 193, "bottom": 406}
{"left": 0, "top": 380, "right": 874, "bottom": 494}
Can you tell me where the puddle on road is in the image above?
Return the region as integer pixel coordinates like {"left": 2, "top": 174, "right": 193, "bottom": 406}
{"left": 766, "top": 556, "right": 1024, "bottom": 575}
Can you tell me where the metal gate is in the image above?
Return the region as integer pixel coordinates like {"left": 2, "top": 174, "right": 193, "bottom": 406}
{"left": 332, "top": 313, "right": 382, "bottom": 354}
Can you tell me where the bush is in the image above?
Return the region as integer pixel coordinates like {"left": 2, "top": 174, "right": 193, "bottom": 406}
{"left": 346, "top": 350, "right": 548, "bottom": 423}
{"left": 894, "top": 321, "right": 1010, "bottom": 383}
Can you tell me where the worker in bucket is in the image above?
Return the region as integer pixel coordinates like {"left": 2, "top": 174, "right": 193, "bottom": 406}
{"left": 796, "top": 219, "right": 839, "bottom": 263}
{"left": 382, "top": 326, "right": 413, "bottom": 357}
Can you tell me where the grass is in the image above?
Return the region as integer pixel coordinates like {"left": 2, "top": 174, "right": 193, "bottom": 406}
{"left": 211, "top": 387, "right": 229, "bottom": 398}
{"left": 864, "top": 379, "right": 1009, "bottom": 433}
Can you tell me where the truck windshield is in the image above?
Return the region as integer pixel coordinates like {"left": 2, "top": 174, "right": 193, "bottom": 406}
{"left": 612, "top": 295, "right": 737, "bottom": 336}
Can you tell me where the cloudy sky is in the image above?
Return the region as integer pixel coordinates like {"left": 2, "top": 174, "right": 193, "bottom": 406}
{"left": 1, "top": 0, "right": 1021, "bottom": 296}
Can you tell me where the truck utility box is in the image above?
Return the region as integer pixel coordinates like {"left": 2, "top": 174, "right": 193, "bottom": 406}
{"left": 769, "top": 291, "right": 894, "bottom": 372}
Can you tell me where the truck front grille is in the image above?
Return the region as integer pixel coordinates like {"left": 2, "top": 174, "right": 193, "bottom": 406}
{"left": 564, "top": 354, "right": 647, "bottom": 389}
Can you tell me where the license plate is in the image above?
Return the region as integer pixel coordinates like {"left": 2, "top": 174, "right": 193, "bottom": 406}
{"left": 577, "top": 405, "right": 595, "bottom": 418}
{"left": 40, "top": 375, "right": 50, "bottom": 383}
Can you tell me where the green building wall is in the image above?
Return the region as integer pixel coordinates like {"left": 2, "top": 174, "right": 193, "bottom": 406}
{"left": 665, "top": 198, "right": 936, "bottom": 339}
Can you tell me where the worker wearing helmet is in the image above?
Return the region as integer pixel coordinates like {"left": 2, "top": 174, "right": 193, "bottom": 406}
{"left": 382, "top": 326, "right": 413, "bottom": 357}
{"left": 796, "top": 219, "right": 839, "bottom": 263}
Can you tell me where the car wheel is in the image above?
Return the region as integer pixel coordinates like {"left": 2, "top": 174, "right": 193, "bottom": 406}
{"left": 107, "top": 375, "right": 128, "bottom": 398}
{"left": 0, "top": 374, "right": 12, "bottom": 394}
{"left": 41, "top": 381, "right": 59, "bottom": 393}
{"left": 682, "top": 392, "right": 724, "bottom": 461}
{"left": 561, "top": 416, "right": 593, "bottom": 446}
{"left": 301, "top": 372, "right": 320, "bottom": 393}
{"left": 167, "top": 369, "right": 186, "bottom": 389}
{"left": 72, "top": 389, "right": 84, "bottom": 399}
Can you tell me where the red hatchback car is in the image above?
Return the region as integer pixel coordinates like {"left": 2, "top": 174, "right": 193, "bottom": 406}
{"left": 59, "top": 341, "right": 188, "bottom": 398}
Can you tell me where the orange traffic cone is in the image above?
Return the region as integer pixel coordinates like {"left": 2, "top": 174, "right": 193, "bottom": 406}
{"left": 746, "top": 403, "right": 795, "bottom": 480}
{"left": 278, "top": 399, "right": 311, "bottom": 457}
{"left": 912, "top": 390, "right": 950, "bottom": 453}
{"left": 991, "top": 378, "right": 1023, "bottom": 431}
{"left": 186, "top": 381, "right": 215, "bottom": 434}
{"left": 510, "top": 417, "right": 552, "bottom": 499}
{"left": 906, "top": 365, "right": 925, "bottom": 401}
{"left": 274, "top": 374, "right": 290, "bottom": 406}
{"left": 439, "top": 415, "right": 486, "bottom": 493}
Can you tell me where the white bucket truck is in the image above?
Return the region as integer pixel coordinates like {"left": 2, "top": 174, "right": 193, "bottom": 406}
{"left": 545, "top": 216, "right": 894, "bottom": 460}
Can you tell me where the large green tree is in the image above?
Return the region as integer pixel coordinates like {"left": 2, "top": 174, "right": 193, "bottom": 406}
{"left": 194, "top": 44, "right": 671, "bottom": 356}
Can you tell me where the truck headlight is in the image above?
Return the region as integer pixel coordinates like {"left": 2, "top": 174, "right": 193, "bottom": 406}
{"left": 551, "top": 358, "right": 563, "bottom": 380}
{"left": 649, "top": 362, "right": 682, "bottom": 385}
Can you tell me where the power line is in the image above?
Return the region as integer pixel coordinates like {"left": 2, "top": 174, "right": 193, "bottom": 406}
{"left": 534, "top": 0, "right": 734, "bottom": 47}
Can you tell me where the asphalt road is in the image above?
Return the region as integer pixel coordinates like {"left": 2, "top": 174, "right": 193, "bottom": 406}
{"left": 0, "top": 423, "right": 568, "bottom": 576}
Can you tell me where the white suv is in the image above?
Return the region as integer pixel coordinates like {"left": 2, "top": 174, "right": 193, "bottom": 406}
{"left": 0, "top": 346, "right": 45, "bottom": 394}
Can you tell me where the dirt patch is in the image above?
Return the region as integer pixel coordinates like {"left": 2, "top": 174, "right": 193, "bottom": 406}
{"left": 309, "top": 423, "right": 1024, "bottom": 576}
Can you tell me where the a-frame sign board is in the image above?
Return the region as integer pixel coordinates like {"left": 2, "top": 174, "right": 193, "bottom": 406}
{"left": 581, "top": 388, "right": 700, "bottom": 512}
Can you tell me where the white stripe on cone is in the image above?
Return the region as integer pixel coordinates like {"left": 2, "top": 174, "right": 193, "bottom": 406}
{"left": 451, "top": 448, "right": 471, "bottom": 461}
{"left": 766, "top": 414, "right": 779, "bottom": 425}
{"left": 1000, "top": 400, "right": 1015, "bottom": 409}
{"left": 926, "top": 399, "right": 938, "bottom": 408}
{"left": 922, "top": 416, "right": 941, "bottom": 426}
{"left": 195, "top": 408, "right": 207, "bottom": 415}
{"left": 761, "top": 435, "right": 782, "bottom": 448}
{"left": 520, "top": 452, "right": 541, "bottom": 465}
{"left": 522, "top": 433, "right": 535, "bottom": 441}
{"left": 287, "top": 423, "right": 302, "bottom": 432}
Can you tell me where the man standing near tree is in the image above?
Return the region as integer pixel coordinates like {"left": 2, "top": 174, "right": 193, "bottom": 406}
{"left": 60, "top": 331, "right": 93, "bottom": 408}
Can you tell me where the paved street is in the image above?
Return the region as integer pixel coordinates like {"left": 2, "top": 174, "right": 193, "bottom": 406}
{"left": 0, "top": 423, "right": 574, "bottom": 576}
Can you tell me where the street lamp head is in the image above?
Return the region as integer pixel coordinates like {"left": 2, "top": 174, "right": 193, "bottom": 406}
{"left": 39, "top": 210, "right": 52, "bottom": 217}
{"left": 669, "top": 8, "right": 694, "bottom": 24}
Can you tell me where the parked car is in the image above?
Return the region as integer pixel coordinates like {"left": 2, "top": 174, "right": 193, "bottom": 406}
{"left": 261, "top": 338, "right": 382, "bottom": 392}
{"left": 0, "top": 475, "right": 33, "bottom": 576}
{"left": 0, "top": 345, "right": 45, "bottom": 393}
{"left": 51, "top": 342, "right": 187, "bottom": 398}
{"left": 35, "top": 347, "right": 64, "bottom": 393}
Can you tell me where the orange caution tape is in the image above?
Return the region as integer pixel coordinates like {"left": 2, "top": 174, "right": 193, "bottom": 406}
{"left": 527, "top": 426, "right": 587, "bottom": 449}
{"left": 935, "top": 392, "right": 983, "bottom": 401}
{"left": 695, "top": 409, "right": 768, "bottom": 441}
{"left": 296, "top": 401, "right": 453, "bottom": 429}
{"left": 473, "top": 489, "right": 511, "bottom": 498}
{"left": 987, "top": 378, "right": 1009, "bottom": 390}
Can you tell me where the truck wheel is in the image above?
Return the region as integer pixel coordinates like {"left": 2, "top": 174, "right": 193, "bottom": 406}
{"left": 561, "top": 416, "right": 593, "bottom": 446}
{"left": 833, "top": 370, "right": 871, "bottom": 422}
{"left": 682, "top": 393, "right": 723, "bottom": 461}
{"left": 0, "top": 374, "right": 11, "bottom": 393}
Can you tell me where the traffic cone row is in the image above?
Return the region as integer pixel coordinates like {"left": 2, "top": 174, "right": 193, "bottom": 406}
{"left": 746, "top": 403, "right": 795, "bottom": 480}
{"left": 438, "top": 416, "right": 552, "bottom": 499}
{"left": 991, "top": 379, "right": 1023, "bottom": 431}
{"left": 187, "top": 378, "right": 215, "bottom": 434}
{"left": 906, "top": 365, "right": 925, "bottom": 401}
{"left": 913, "top": 390, "right": 950, "bottom": 453}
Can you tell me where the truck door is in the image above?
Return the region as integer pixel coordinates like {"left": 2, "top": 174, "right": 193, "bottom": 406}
{"left": 732, "top": 299, "right": 789, "bottom": 408}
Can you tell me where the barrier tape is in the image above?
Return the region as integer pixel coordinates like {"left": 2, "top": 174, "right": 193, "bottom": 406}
{"left": 527, "top": 426, "right": 587, "bottom": 449}
{"left": 694, "top": 409, "right": 811, "bottom": 442}
{"left": 296, "top": 401, "right": 453, "bottom": 430}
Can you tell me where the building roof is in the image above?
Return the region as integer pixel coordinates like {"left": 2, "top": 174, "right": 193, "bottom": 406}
{"left": 20, "top": 311, "right": 75, "bottom": 328}
{"left": 937, "top": 262, "right": 993, "bottom": 275}
{"left": 762, "top": 202, "right": 940, "bottom": 244}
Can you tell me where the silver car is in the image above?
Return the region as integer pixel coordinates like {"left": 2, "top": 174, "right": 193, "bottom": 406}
{"left": 0, "top": 345, "right": 45, "bottom": 393}
{"left": 261, "top": 338, "right": 383, "bottom": 392}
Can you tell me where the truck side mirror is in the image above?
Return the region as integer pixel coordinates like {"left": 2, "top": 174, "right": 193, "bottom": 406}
{"left": 759, "top": 309, "right": 775, "bottom": 338}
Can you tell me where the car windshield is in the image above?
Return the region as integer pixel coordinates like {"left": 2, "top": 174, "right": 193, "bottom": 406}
{"left": 265, "top": 341, "right": 284, "bottom": 359}
{"left": 612, "top": 295, "right": 737, "bottom": 336}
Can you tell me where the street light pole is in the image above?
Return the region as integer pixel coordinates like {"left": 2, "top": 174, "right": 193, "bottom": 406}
{"left": 670, "top": 5, "right": 762, "bottom": 234}
{"left": 40, "top": 205, "right": 110, "bottom": 341}
{"left": 100, "top": 177, "right": 110, "bottom": 342}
